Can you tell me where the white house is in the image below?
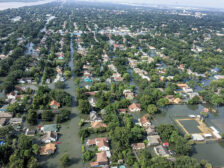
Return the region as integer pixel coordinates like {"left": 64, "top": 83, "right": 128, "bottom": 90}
{"left": 41, "top": 131, "right": 58, "bottom": 143}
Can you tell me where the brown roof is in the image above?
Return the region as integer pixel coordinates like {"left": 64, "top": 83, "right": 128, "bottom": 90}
{"left": 129, "top": 103, "right": 141, "bottom": 110}
{"left": 96, "top": 151, "right": 108, "bottom": 163}
{"left": 91, "top": 122, "right": 107, "bottom": 129}
{"left": 85, "top": 92, "right": 97, "bottom": 96}
{"left": 87, "top": 139, "right": 96, "bottom": 146}
{"left": 90, "top": 162, "right": 99, "bottom": 167}
{"left": 118, "top": 109, "right": 127, "bottom": 113}
{"left": 132, "top": 143, "right": 145, "bottom": 150}
{"left": 96, "top": 137, "right": 108, "bottom": 142}
{"left": 40, "top": 143, "right": 56, "bottom": 155}
{"left": 97, "top": 140, "right": 109, "bottom": 148}
{"left": 176, "top": 83, "right": 188, "bottom": 88}
{"left": 49, "top": 100, "right": 60, "bottom": 107}
{"left": 140, "top": 116, "right": 149, "bottom": 125}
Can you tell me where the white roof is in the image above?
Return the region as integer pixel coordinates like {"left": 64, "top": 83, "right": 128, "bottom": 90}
{"left": 192, "top": 134, "right": 204, "bottom": 141}
{"left": 189, "top": 115, "right": 196, "bottom": 118}
{"left": 203, "top": 134, "right": 212, "bottom": 138}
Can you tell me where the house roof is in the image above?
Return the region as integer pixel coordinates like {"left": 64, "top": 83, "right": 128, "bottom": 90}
{"left": 132, "top": 143, "right": 145, "bottom": 150}
{"left": 97, "top": 140, "right": 109, "bottom": 148}
{"left": 0, "top": 112, "right": 13, "bottom": 118}
{"left": 129, "top": 103, "right": 141, "bottom": 109}
{"left": 0, "top": 118, "right": 6, "bottom": 126}
{"left": 42, "top": 124, "right": 57, "bottom": 132}
{"left": 176, "top": 83, "right": 188, "bottom": 88}
{"left": 139, "top": 116, "right": 150, "bottom": 125}
{"left": 118, "top": 109, "right": 127, "bottom": 113}
{"left": 96, "top": 137, "right": 108, "bottom": 142}
{"left": 87, "top": 139, "right": 96, "bottom": 146}
{"left": 9, "top": 118, "right": 22, "bottom": 124}
{"left": 90, "top": 162, "right": 99, "bottom": 167}
{"left": 40, "top": 143, "right": 56, "bottom": 155}
{"left": 49, "top": 100, "right": 60, "bottom": 107}
{"left": 91, "top": 122, "right": 107, "bottom": 129}
{"left": 96, "top": 151, "right": 108, "bottom": 163}
{"left": 41, "top": 131, "right": 57, "bottom": 141}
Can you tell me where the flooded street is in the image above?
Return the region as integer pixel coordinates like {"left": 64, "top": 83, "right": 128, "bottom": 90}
{"left": 40, "top": 33, "right": 84, "bottom": 168}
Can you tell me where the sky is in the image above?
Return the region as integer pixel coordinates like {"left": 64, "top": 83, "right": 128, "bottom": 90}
{"left": 79, "top": 0, "right": 224, "bottom": 9}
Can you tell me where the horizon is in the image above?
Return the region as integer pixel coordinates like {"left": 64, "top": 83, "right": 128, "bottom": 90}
{"left": 74, "top": 0, "right": 224, "bottom": 9}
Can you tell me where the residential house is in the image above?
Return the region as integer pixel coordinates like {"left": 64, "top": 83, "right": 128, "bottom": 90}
{"left": 0, "top": 118, "right": 7, "bottom": 128}
{"left": 139, "top": 116, "right": 151, "bottom": 127}
{"left": 183, "top": 87, "right": 193, "bottom": 93}
{"left": 176, "top": 83, "right": 189, "bottom": 89}
{"left": 84, "top": 70, "right": 92, "bottom": 77}
{"left": 90, "top": 151, "right": 109, "bottom": 167}
{"left": 97, "top": 139, "right": 110, "bottom": 151}
{"left": 147, "top": 135, "right": 160, "bottom": 146}
{"left": 49, "top": 100, "right": 60, "bottom": 109}
{"left": 165, "top": 95, "right": 181, "bottom": 104}
{"left": 91, "top": 122, "right": 107, "bottom": 129}
{"left": 25, "top": 128, "right": 36, "bottom": 136}
{"left": 214, "top": 75, "right": 224, "bottom": 80}
{"left": 41, "top": 131, "right": 58, "bottom": 143}
{"left": 145, "top": 126, "right": 156, "bottom": 135}
{"left": 154, "top": 145, "right": 170, "bottom": 157}
{"left": 7, "top": 92, "right": 17, "bottom": 100}
{"left": 128, "top": 103, "right": 141, "bottom": 112}
{"left": 132, "top": 143, "right": 145, "bottom": 150}
{"left": 0, "top": 112, "right": 13, "bottom": 118}
{"left": 9, "top": 118, "right": 22, "bottom": 125}
{"left": 96, "top": 151, "right": 109, "bottom": 165}
{"left": 178, "top": 64, "right": 185, "bottom": 71}
{"left": 118, "top": 109, "right": 127, "bottom": 114}
{"left": 123, "top": 89, "right": 134, "bottom": 100}
{"left": 41, "top": 124, "right": 57, "bottom": 133}
{"left": 85, "top": 91, "right": 98, "bottom": 96}
{"left": 90, "top": 111, "right": 102, "bottom": 122}
{"left": 89, "top": 97, "right": 97, "bottom": 107}
{"left": 40, "top": 143, "right": 56, "bottom": 155}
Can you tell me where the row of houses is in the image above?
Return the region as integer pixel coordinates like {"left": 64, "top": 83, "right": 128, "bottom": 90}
{"left": 137, "top": 116, "right": 171, "bottom": 158}
{"left": 87, "top": 137, "right": 111, "bottom": 167}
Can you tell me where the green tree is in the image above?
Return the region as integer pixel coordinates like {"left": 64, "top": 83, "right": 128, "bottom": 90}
{"left": 27, "top": 157, "right": 39, "bottom": 168}
{"left": 157, "top": 98, "right": 169, "bottom": 107}
{"left": 147, "top": 104, "right": 158, "bottom": 115}
{"left": 42, "top": 110, "right": 53, "bottom": 121}
{"left": 26, "top": 110, "right": 37, "bottom": 125}
{"left": 78, "top": 99, "right": 91, "bottom": 114}
{"left": 32, "top": 144, "right": 40, "bottom": 155}
{"left": 174, "top": 156, "right": 200, "bottom": 168}
{"left": 64, "top": 70, "right": 71, "bottom": 79}
{"left": 59, "top": 153, "right": 70, "bottom": 167}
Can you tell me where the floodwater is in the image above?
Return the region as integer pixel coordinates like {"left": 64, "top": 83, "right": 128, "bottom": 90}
{"left": 39, "top": 33, "right": 84, "bottom": 168}
{"left": 0, "top": 0, "right": 55, "bottom": 11}
{"left": 152, "top": 104, "right": 224, "bottom": 167}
